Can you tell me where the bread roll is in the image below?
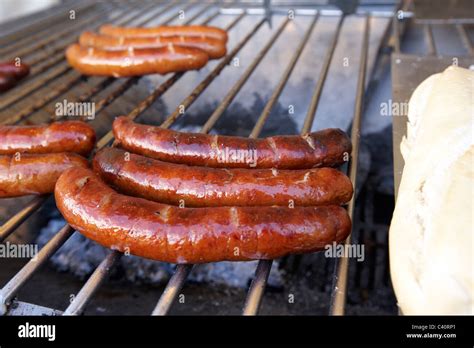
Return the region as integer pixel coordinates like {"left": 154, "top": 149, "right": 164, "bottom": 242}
{"left": 390, "top": 66, "right": 473, "bottom": 315}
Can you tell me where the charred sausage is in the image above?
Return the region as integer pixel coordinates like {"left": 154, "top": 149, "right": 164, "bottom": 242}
{"left": 79, "top": 32, "right": 227, "bottom": 59}
{"left": 66, "top": 43, "right": 209, "bottom": 77}
{"left": 113, "top": 116, "right": 352, "bottom": 169}
{"left": 0, "top": 153, "right": 89, "bottom": 198}
{"left": 0, "top": 73, "right": 17, "bottom": 92}
{"left": 55, "top": 167, "right": 351, "bottom": 263}
{"left": 99, "top": 24, "right": 228, "bottom": 43}
{"left": 0, "top": 121, "right": 96, "bottom": 156}
{"left": 93, "top": 147, "right": 353, "bottom": 207}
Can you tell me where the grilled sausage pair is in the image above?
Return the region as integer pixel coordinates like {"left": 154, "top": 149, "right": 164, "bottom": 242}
{"left": 67, "top": 24, "right": 228, "bottom": 77}
{"left": 0, "top": 121, "right": 95, "bottom": 197}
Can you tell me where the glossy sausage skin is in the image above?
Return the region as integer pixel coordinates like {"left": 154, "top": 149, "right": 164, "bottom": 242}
{"left": 99, "top": 24, "right": 228, "bottom": 43}
{"left": 0, "top": 73, "right": 16, "bottom": 92}
{"left": 55, "top": 167, "right": 351, "bottom": 263}
{"left": 0, "top": 121, "right": 96, "bottom": 156}
{"left": 0, "top": 153, "right": 88, "bottom": 197}
{"left": 113, "top": 117, "right": 352, "bottom": 169}
{"left": 0, "top": 61, "right": 30, "bottom": 80}
{"left": 66, "top": 43, "right": 209, "bottom": 77}
{"left": 79, "top": 32, "right": 227, "bottom": 59}
{"left": 93, "top": 147, "right": 353, "bottom": 207}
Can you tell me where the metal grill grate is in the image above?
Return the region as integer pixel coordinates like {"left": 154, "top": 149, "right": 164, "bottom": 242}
{"left": 0, "top": 0, "right": 397, "bottom": 316}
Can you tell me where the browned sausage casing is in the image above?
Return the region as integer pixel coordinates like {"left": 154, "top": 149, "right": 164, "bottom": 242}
{"left": 0, "top": 73, "right": 16, "bottom": 92}
{"left": 0, "top": 61, "right": 30, "bottom": 80}
{"left": 66, "top": 43, "right": 209, "bottom": 77}
{"left": 0, "top": 121, "right": 96, "bottom": 156}
{"left": 0, "top": 153, "right": 89, "bottom": 198}
{"left": 55, "top": 167, "right": 351, "bottom": 263}
{"left": 93, "top": 147, "right": 353, "bottom": 207}
{"left": 99, "top": 24, "right": 228, "bottom": 43}
{"left": 113, "top": 116, "right": 352, "bottom": 169}
{"left": 79, "top": 32, "right": 227, "bottom": 59}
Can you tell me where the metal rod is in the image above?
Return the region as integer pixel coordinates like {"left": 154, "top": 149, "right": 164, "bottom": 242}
{"left": 392, "top": 16, "right": 401, "bottom": 53}
{"left": 0, "top": 1, "right": 97, "bottom": 51}
{"left": 160, "top": 13, "right": 255, "bottom": 129}
{"left": 456, "top": 24, "right": 474, "bottom": 56}
{"left": 424, "top": 24, "right": 436, "bottom": 56}
{"left": 303, "top": 15, "right": 343, "bottom": 132}
{"left": 0, "top": 196, "right": 48, "bottom": 243}
{"left": 151, "top": 265, "right": 193, "bottom": 315}
{"left": 0, "top": 3, "right": 119, "bottom": 59}
{"left": 250, "top": 13, "right": 319, "bottom": 138}
{"left": 63, "top": 251, "right": 121, "bottom": 316}
{"left": 243, "top": 260, "right": 272, "bottom": 315}
{"left": 329, "top": 14, "right": 371, "bottom": 316}
{"left": 201, "top": 17, "right": 291, "bottom": 133}
{"left": 0, "top": 224, "right": 74, "bottom": 314}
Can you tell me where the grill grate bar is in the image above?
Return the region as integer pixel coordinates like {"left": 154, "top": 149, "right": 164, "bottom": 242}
{"left": 201, "top": 17, "right": 291, "bottom": 133}
{"left": 243, "top": 13, "right": 321, "bottom": 315}
{"left": 456, "top": 24, "right": 474, "bottom": 56}
{"left": 63, "top": 251, "right": 121, "bottom": 316}
{"left": 0, "top": 1, "right": 96, "bottom": 50}
{"left": 151, "top": 265, "right": 194, "bottom": 315}
{"left": 0, "top": 224, "right": 74, "bottom": 313}
{"left": 0, "top": 2, "right": 120, "bottom": 59}
{"left": 329, "top": 14, "right": 371, "bottom": 316}
{"left": 0, "top": 196, "right": 48, "bottom": 243}
{"left": 424, "top": 24, "right": 437, "bottom": 55}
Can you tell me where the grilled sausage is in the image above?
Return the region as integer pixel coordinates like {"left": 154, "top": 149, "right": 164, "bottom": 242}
{"left": 0, "top": 73, "right": 17, "bottom": 92}
{"left": 55, "top": 167, "right": 351, "bottom": 263}
{"left": 0, "top": 153, "right": 89, "bottom": 198}
{"left": 113, "top": 116, "right": 352, "bottom": 169}
{"left": 0, "top": 61, "right": 30, "bottom": 80}
{"left": 0, "top": 121, "right": 96, "bottom": 156}
{"left": 66, "top": 43, "right": 209, "bottom": 77}
{"left": 79, "top": 32, "right": 227, "bottom": 59}
{"left": 99, "top": 24, "right": 228, "bottom": 43}
{"left": 93, "top": 147, "right": 353, "bottom": 207}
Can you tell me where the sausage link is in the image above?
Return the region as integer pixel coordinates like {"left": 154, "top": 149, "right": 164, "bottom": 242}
{"left": 0, "top": 153, "right": 89, "bottom": 198}
{"left": 55, "top": 167, "right": 351, "bottom": 263}
{"left": 113, "top": 116, "right": 352, "bottom": 169}
{"left": 93, "top": 147, "right": 353, "bottom": 207}
{"left": 66, "top": 43, "right": 209, "bottom": 77}
{"left": 0, "top": 121, "right": 96, "bottom": 156}
{"left": 79, "top": 32, "right": 227, "bottom": 59}
{"left": 99, "top": 24, "right": 228, "bottom": 43}
{"left": 0, "top": 61, "right": 30, "bottom": 80}
{"left": 0, "top": 73, "right": 17, "bottom": 92}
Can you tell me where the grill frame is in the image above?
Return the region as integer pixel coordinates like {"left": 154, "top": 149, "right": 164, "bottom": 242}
{"left": 0, "top": 0, "right": 398, "bottom": 316}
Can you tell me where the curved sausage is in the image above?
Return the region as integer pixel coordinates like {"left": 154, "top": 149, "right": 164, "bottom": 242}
{"left": 66, "top": 43, "right": 209, "bottom": 77}
{"left": 0, "top": 153, "right": 89, "bottom": 198}
{"left": 93, "top": 147, "right": 353, "bottom": 207}
{"left": 0, "top": 61, "right": 30, "bottom": 80}
{"left": 113, "top": 116, "right": 352, "bottom": 169}
{"left": 55, "top": 167, "right": 351, "bottom": 263}
{"left": 0, "top": 73, "right": 16, "bottom": 92}
{"left": 99, "top": 24, "right": 228, "bottom": 43}
{"left": 0, "top": 121, "right": 96, "bottom": 156}
{"left": 79, "top": 32, "right": 227, "bottom": 59}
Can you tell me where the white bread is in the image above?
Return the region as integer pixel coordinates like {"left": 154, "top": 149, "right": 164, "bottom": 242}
{"left": 389, "top": 66, "right": 474, "bottom": 315}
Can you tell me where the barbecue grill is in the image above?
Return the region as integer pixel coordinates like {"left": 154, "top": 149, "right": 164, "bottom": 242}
{"left": 0, "top": 0, "right": 402, "bottom": 316}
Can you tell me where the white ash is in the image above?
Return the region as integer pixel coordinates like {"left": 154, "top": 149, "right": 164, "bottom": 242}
{"left": 36, "top": 218, "right": 283, "bottom": 288}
